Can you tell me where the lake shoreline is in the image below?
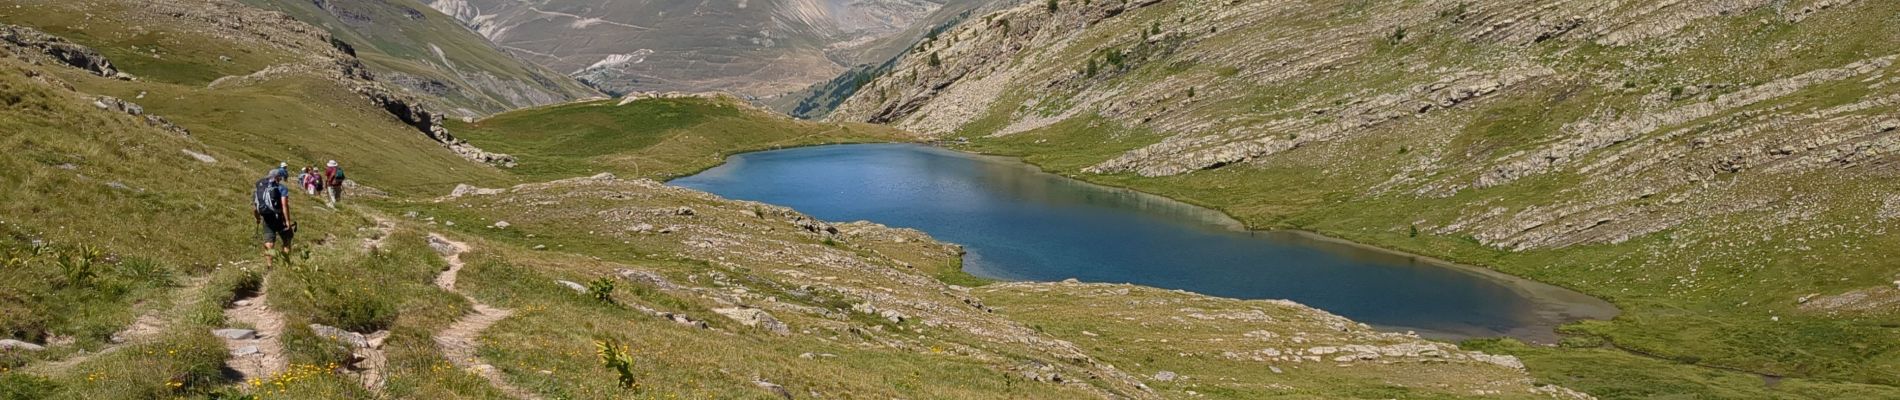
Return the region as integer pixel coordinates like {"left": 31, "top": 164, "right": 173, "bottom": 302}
{"left": 673, "top": 142, "right": 1621, "bottom": 345}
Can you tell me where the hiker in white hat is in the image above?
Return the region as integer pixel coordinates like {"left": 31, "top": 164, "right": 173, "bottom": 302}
{"left": 322, "top": 160, "right": 346, "bottom": 208}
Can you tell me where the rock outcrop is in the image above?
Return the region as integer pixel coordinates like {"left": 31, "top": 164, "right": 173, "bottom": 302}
{"left": 353, "top": 85, "right": 516, "bottom": 167}
{"left": 0, "top": 24, "right": 128, "bottom": 79}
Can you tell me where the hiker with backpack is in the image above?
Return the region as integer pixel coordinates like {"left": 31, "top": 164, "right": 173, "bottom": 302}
{"left": 300, "top": 166, "right": 321, "bottom": 196}
{"left": 323, "top": 160, "right": 346, "bottom": 208}
{"left": 253, "top": 167, "right": 296, "bottom": 267}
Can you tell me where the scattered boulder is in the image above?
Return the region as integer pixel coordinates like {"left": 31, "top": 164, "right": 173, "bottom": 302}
{"left": 492, "top": 220, "right": 511, "bottom": 229}
{"left": 616, "top": 268, "right": 678, "bottom": 289}
{"left": 788, "top": 215, "right": 839, "bottom": 236}
{"left": 93, "top": 96, "right": 143, "bottom": 115}
{"left": 1153, "top": 370, "right": 1177, "bottom": 382}
{"left": 851, "top": 303, "right": 908, "bottom": 323}
{"left": 555, "top": 280, "right": 587, "bottom": 293}
{"left": 94, "top": 96, "right": 189, "bottom": 136}
{"left": 713, "top": 307, "right": 791, "bottom": 335}
{"left": 309, "top": 324, "right": 372, "bottom": 349}
{"left": 427, "top": 235, "right": 459, "bottom": 255}
{"left": 448, "top": 184, "right": 504, "bottom": 198}
{"left": 232, "top": 346, "right": 260, "bottom": 357}
{"left": 182, "top": 149, "right": 218, "bottom": 163}
{"left": 211, "top": 328, "right": 258, "bottom": 340}
{"left": 0, "top": 339, "right": 45, "bottom": 351}
{"left": 754, "top": 379, "right": 794, "bottom": 399}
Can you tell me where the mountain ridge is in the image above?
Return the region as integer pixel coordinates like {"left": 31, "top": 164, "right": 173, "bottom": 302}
{"left": 419, "top": 0, "right": 1003, "bottom": 99}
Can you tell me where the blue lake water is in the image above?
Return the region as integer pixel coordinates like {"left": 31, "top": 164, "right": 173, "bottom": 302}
{"left": 672, "top": 143, "right": 1616, "bottom": 342}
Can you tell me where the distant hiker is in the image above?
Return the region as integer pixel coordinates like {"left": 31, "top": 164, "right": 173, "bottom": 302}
{"left": 299, "top": 167, "right": 320, "bottom": 195}
{"left": 273, "top": 162, "right": 290, "bottom": 183}
{"left": 253, "top": 168, "right": 295, "bottom": 267}
{"left": 323, "top": 160, "right": 346, "bottom": 208}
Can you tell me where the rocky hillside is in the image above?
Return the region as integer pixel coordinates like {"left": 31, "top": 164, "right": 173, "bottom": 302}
{"left": 0, "top": 0, "right": 1605, "bottom": 398}
{"left": 236, "top": 0, "right": 602, "bottom": 118}
{"left": 831, "top": 0, "right": 1900, "bottom": 395}
{"left": 420, "top": 0, "right": 1001, "bottom": 98}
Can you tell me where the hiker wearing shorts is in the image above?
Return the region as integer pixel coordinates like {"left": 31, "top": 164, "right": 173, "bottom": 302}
{"left": 324, "top": 160, "right": 346, "bottom": 208}
{"left": 253, "top": 168, "right": 295, "bottom": 267}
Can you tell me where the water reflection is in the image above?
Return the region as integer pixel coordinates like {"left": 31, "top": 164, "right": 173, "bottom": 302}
{"left": 672, "top": 143, "right": 1615, "bottom": 342}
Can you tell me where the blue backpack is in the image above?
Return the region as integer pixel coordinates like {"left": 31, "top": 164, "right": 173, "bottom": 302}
{"left": 253, "top": 177, "right": 284, "bottom": 217}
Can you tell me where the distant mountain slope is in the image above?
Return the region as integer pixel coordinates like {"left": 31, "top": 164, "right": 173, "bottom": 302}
{"left": 237, "top": 0, "right": 601, "bottom": 117}
{"left": 770, "top": 0, "right": 1004, "bottom": 118}
{"left": 831, "top": 0, "right": 1900, "bottom": 395}
{"left": 420, "top": 0, "right": 997, "bottom": 98}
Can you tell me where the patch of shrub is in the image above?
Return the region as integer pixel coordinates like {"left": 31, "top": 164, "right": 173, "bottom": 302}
{"left": 305, "top": 285, "right": 397, "bottom": 332}
{"left": 595, "top": 339, "right": 638, "bottom": 389}
{"left": 0, "top": 372, "right": 59, "bottom": 399}
{"left": 589, "top": 277, "right": 617, "bottom": 304}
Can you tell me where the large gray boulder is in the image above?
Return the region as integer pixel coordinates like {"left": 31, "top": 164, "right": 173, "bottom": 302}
{"left": 713, "top": 307, "right": 791, "bottom": 335}
{"left": 615, "top": 268, "right": 677, "bottom": 290}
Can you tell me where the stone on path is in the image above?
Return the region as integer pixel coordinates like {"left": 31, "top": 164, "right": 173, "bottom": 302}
{"left": 212, "top": 328, "right": 257, "bottom": 340}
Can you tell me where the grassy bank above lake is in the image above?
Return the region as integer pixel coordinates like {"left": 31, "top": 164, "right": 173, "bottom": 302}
{"left": 948, "top": 116, "right": 1900, "bottom": 398}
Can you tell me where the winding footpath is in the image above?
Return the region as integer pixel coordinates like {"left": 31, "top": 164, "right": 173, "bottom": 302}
{"left": 428, "top": 234, "right": 541, "bottom": 400}
{"left": 219, "top": 282, "right": 289, "bottom": 386}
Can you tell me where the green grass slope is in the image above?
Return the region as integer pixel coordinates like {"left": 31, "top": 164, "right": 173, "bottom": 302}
{"left": 451, "top": 97, "right": 916, "bottom": 182}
